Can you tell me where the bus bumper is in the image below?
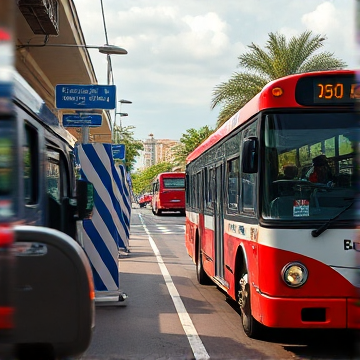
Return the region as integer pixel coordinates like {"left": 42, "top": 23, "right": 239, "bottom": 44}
{"left": 255, "top": 293, "right": 360, "bottom": 329}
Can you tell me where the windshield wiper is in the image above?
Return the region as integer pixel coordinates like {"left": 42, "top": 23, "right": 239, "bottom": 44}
{"left": 311, "top": 199, "right": 354, "bottom": 238}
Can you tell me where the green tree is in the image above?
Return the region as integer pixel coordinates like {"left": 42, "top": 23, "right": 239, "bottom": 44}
{"left": 211, "top": 31, "right": 347, "bottom": 127}
{"left": 173, "top": 126, "right": 214, "bottom": 169}
{"left": 131, "top": 162, "right": 173, "bottom": 195}
{"left": 113, "top": 125, "right": 143, "bottom": 171}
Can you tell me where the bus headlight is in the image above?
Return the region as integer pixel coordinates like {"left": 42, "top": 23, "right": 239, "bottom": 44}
{"left": 281, "top": 262, "right": 308, "bottom": 288}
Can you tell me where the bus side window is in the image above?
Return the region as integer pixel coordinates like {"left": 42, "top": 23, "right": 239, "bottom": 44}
{"left": 23, "top": 124, "right": 38, "bottom": 205}
{"left": 241, "top": 121, "right": 258, "bottom": 214}
{"left": 46, "top": 149, "right": 66, "bottom": 230}
{"left": 196, "top": 172, "right": 202, "bottom": 211}
{"left": 208, "top": 168, "right": 214, "bottom": 209}
{"left": 227, "top": 157, "right": 240, "bottom": 212}
{"left": 203, "top": 168, "right": 210, "bottom": 210}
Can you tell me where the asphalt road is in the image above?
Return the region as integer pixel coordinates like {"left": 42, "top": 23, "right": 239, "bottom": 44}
{"left": 82, "top": 207, "right": 358, "bottom": 360}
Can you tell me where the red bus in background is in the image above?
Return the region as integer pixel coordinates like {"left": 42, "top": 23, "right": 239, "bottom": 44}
{"left": 151, "top": 172, "right": 185, "bottom": 216}
{"left": 185, "top": 70, "right": 359, "bottom": 338}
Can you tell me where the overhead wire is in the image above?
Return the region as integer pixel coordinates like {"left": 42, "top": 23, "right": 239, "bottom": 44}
{"left": 99, "top": 0, "right": 113, "bottom": 85}
{"left": 99, "top": 0, "right": 109, "bottom": 45}
{"left": 99, "top": 0, "right": 115, "bottom": 136}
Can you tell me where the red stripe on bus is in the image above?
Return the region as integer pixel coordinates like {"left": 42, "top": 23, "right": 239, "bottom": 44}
{"left": 0, "top": 225, "right": 13, "bottom": 247}
{"left": 0, "top": 307, "right": 14, "bottom": 329}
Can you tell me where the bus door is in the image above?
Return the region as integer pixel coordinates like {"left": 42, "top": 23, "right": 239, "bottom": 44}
{"left": 214, "top": 163, "right": 224, "bottom": 280}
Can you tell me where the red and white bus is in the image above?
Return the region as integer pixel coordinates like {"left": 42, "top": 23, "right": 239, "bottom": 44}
{"left": 185, "top": 70, "right": 359, "bottom": 338}
{"left": 151, "top": 172, "right": 185, "bottom": 215}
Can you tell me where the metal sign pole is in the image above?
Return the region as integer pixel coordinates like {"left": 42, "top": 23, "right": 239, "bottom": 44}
{"left": 82, "top": 126, "right": 89, "bottom": 144}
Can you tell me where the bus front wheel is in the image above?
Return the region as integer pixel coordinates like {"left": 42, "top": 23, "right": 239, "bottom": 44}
{"left": 238, "top": 268, "right": 262, "bottom": 338}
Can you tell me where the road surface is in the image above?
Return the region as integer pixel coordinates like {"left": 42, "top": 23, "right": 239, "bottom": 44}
{"left": 82, "top": 207, "right": 358, "bottom": 360}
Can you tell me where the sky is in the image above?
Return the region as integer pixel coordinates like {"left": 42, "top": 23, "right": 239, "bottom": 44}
{"left": 72, "top": 0, "right": 356, "bottom": 142}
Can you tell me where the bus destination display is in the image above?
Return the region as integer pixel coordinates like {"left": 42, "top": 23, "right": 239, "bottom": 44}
{"left": 295, "top": 75, "right": 359, "bottom": 105}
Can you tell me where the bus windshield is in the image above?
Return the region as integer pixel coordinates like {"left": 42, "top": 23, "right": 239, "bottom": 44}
{"left": 262, "top": 112, "right": 357, "bottom": 221}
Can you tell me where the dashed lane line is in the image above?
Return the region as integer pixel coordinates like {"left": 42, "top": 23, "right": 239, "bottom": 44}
{"left": 138, "top": 213, "right": 210, "bottom": 360}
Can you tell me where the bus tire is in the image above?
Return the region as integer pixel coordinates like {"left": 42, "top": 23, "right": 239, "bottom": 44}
{"left": 238, "top": 266, "right": 262, "bottom": 338}
{"left": 155, "top": 208, "right": 162, "bottom": 216}
{"left": 196, "top": 238, "right": 212, "bottom": 285}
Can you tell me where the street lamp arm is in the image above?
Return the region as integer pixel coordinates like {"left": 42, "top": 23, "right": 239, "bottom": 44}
{"left": 16, "top": 43, "right": 127, "bottom": 55}
{"left": 98, "top": 45, "right": 127, "bottom": 55}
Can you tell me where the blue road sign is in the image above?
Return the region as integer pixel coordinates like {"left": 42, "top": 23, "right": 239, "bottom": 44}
{"left": 112, "top": 144, "right": 125, "bottom": 160}
{"left": 55, "top": 84, "right": 116, "bottom": 110}
{"left": 63, "top": 113, "right": 102, "bottom": 127}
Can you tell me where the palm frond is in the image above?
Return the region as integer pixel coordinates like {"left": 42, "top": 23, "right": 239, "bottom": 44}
{"left": 238, "top": 43, "right": 274, "bottom": 79}
{"left": 212, "top": 30, "right": 346, "bottom": 126}
{"left": 298, "top": 52, "right": 347, "bottom": 73}
{"left": 211, "top": 72, "right": 267, "bottom": 110}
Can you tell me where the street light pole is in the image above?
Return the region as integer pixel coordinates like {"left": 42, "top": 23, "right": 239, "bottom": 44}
{"left": 113, "top": 113, "right": 128, "bottom": 143}
{"left": 112, "top": 99, "right": 132, "bottom": 143}
{"left": 117, "top": 113, "right": 128, "bottom": 129}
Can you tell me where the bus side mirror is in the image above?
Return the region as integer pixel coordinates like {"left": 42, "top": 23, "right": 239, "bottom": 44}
{"left": 76, "top": 180, "right": 94, "bottom": 220}
{"left": 242, "top": 137, "right": 258, "bottom": 174}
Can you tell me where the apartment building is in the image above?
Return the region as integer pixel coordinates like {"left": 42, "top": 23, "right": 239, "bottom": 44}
{"left": 140, "top": 134, "right": 180, "bottom": 170}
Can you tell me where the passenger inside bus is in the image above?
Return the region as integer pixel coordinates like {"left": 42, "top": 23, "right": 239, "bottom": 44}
{"left": 282, "top": 164, "right": 298, "bottom": 180}
{"left": 306, "top": 154, "right": 333, "bottom": 184}
{"left": 276, "top": 164, "right": 299, "bottom": 197}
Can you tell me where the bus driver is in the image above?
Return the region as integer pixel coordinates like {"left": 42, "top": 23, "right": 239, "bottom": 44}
{"left": 307, "top": 154, "right": 333, "bottom": 184}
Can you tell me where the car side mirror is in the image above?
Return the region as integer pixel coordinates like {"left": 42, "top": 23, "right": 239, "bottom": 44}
{"left": 242, "top": 137, "right": 258, "bottom": 174}
{"left": 76, "top": 180, "right": 94, "bottom": 220}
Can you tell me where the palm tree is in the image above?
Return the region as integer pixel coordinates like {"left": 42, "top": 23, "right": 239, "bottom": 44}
{"left": 173, "top": 126, "right": 214, "bottom": 169}
{"left": 211, "top": 31, "right": 347, "bottom": 127}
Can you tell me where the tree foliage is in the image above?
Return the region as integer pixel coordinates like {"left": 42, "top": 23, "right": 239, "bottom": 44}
{"left": 211, "top": 31, "right": 347, "bottom": 127}
{"left": 131, "top": 162, "right": 173, "bottom": 195}
{"left": 173, "top": 125, "right": 215, "bottom": 169}
{"left": 113, "top": 125, "right": 143, "bottom": 171}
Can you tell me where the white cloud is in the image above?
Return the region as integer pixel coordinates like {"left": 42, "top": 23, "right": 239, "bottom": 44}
{"left": 111, "top": 9, "right": 230, "bottom": 63}
{"left": 301, "top": 1, "right": 355, "bottom": 65}
{"left": 302, "top": 2, "right": 339, "bottom": 34}
{"left": 181, "top": 12, "right": 229, "bottom": 58}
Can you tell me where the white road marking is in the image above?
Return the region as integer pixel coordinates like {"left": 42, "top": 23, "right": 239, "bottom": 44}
{"left": 138, "top": 214, "right": 210, "bottom": 360}
{"left": 131, "top": 224, "right": 185, "bottom": 235}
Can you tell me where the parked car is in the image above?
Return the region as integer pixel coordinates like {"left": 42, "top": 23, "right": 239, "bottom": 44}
{"left": 138, "top": 193, "right": 153, "bottom": 208}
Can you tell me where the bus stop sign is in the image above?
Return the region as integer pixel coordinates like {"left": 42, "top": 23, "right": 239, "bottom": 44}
{"left": 55, "top": 84, "right": 116, "bottom": 110}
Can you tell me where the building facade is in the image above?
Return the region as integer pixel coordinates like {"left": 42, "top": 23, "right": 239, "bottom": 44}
{"left": 139, "top": 134, "right": 180, "bottom": 170}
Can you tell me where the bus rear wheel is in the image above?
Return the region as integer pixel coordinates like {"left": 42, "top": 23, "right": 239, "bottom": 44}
{"left": 196, "top": 239, "right": 212, "bottom": 285}
{"left": 238, "top": 268, "right": 262, "bottom": 338}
